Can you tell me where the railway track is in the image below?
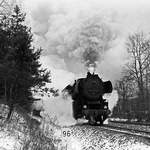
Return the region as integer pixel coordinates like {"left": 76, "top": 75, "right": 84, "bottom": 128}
{"left": 69, "top": 121, "right": 150, "bottom": 140}
{"left": 100, "top": 124, "right": 150, "bottom": 140}
{"left": 109, "top": 120, "right": 150, "bottom": 126}
{"left": 108, "top": 120, "right": 150, "bottom": 135}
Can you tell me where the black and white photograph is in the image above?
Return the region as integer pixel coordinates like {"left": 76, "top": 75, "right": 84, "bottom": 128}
{"left": 0, "top": 0, "right": 150, "bottom": 149}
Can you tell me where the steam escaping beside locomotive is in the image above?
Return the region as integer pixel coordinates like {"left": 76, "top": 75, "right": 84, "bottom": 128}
{"left": 63, "top": 64, "right": 113, "bottom": 125}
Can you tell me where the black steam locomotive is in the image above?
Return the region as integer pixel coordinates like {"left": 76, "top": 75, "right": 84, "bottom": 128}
{"left": 64, "top": 72, "right": 113, "bottom": 125}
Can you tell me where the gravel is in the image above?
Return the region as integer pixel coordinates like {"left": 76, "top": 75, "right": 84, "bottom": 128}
{"left": 57, "top": 125, "right": 150, "bottom": 150}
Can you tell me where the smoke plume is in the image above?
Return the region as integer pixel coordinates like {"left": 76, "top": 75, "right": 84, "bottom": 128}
{"left": 80, "top": 19, "right": 116, "bottom": 67}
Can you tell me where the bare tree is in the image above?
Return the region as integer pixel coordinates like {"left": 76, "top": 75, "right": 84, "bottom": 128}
{"left": 115, "top": 75, "right": 136, "bottom": 101}
{"left": 114, "top": 73, "right": 137, "bottom": 117}
{"left": 126, "top": 32, "right": 150, "bottom": 111}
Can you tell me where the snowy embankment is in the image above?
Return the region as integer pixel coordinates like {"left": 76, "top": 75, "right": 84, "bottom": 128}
{"left": 0, "top": 104, "right": 59, "bottom": 150}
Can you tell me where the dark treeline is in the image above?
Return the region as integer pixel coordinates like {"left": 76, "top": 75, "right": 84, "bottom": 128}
{"left": 113, "top": 32, "right": 150, "bottom": 122}
{"left": 0, "top": 5, "right": 58, "bottom": 120}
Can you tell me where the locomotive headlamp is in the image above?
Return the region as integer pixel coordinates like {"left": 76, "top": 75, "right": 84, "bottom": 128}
{"left": 83, "top": 105, "right": 87, "bottom": 109}
{"left": 104, "top": 105, "right": 108, "bottom": 109}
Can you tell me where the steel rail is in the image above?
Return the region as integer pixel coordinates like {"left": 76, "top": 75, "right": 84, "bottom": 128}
{"left": 101, "top": 124, "right": 150, "bottom": 140}
{"left": 109, "top": 120, "right": 150, "bottom": 126}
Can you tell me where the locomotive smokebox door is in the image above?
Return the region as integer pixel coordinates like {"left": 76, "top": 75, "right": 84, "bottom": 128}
{"left": 82, "top": 74, "right": 103, "bottom": 100}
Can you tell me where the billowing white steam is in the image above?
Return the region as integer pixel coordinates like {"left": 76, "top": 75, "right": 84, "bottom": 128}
{"left": 21, "top": 0, "right": 150, "bottom": 125}
{"left": 103, "top": 90, "right": 118, "bottom": 112}
{"left": 43, "top": 95, "right": 76, "bottom": 126}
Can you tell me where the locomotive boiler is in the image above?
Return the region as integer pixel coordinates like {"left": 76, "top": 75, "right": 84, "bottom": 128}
{"left": 64, "top": 66, "right": 113, "bottom": 125}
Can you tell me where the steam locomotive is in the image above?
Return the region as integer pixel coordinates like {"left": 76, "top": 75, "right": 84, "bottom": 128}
{"left": 64, "top": 71, "right": 113, "bottom": 125}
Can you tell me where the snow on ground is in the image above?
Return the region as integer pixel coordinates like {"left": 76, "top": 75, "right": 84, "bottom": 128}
{"left": 0, "top": 131, "right": 21, "bottom": 150}
{"left": 110, "top": 118, "right": 128, "bottom": 122}
{"left": 0, "top": 104, "right": 56, "bottom": 150}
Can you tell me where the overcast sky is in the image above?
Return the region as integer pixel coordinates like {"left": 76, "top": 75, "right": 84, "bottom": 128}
{"left": 21, "top": 0, "right": 150, "bottom": 89}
